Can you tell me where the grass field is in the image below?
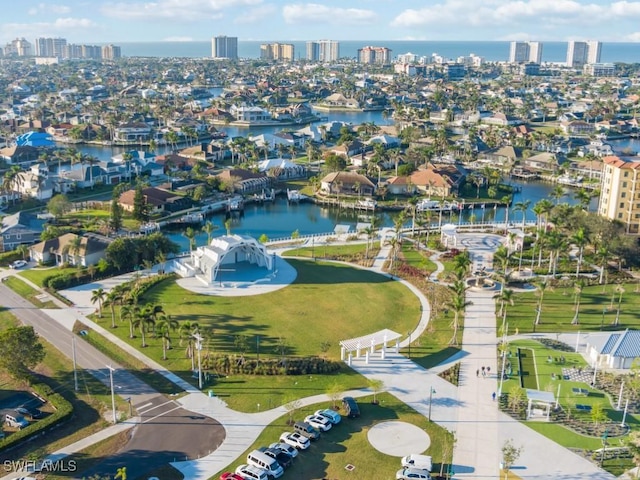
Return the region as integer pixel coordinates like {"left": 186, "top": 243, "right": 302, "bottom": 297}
{"left": 3, "top": 276, "right": 59, "bottom": 308}
{"left": 399, "top": 243, "right": 438, "bottom": 273}
{"left": 19, "top": 267, "right": 78, "bottom": 287}
{"left": 506, "top": 283, "right": 640, "bottom": 333}
{"left": 214, "top": 392, "right": 454, "bottom": 480}
{"left": 283, "top": 242, "right": 380, "bottom": 260}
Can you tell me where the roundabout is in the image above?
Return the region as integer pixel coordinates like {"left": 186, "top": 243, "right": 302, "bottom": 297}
{"left": 367, "top": 420, "right": 431, "bottom": 457}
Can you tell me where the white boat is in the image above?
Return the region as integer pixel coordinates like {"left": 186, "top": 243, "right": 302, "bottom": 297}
{"left": 416, "top": 199, "right": 459, "bottom": 212}
{"left": 287, "top": 189, "right": 301, "bottom": 203}
{"left": 357, "top": 198, "right": 377, "bottom": 209}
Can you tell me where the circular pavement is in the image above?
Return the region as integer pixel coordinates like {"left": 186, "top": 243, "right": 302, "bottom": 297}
{"left": 367, "top": 420, "right": 431, "bottom": 457}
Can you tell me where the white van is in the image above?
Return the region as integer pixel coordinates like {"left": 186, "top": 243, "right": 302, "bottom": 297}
{"left": 401, "top": 454, "right": 432, "bottom": 472}
{"left": 247, "top": 450, "right": 284, "bottom": 478}
{"left": 235, "top": 464, "right": 269, "bottom": 480}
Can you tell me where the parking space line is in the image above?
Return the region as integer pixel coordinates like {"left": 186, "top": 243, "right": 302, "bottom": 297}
{"left": 142, "top": 405, "right": 182, "bottom": 424}
{"left": 138, "top": 400, "right": 174, "bottom": 414}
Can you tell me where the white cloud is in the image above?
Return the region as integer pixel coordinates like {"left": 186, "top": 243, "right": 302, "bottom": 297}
{"left": 282, "top": 3, "right": 377, "bottom": 25}
{"left": 626, "top": 32, "right": 640, "bottom": 41}
{"left": 392, "top": 0, "right": 640, "bottom": 29}
{"left": 101, "top": 0, "right": 262, "bottom": 22}
{"left": 234, "top": 4, "right": 278, "bottom": 24}
{"left": 1, "top": 18, "right": 97, "bottom": 42}
{"left": 27, "top": 3, "right": 72, "bottom": 15}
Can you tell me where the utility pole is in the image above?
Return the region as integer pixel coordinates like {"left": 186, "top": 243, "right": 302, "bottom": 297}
{"left": 107, "top": 365, "right": 117, "bottom": 424}
{"left": 193, "top": 333, "right": 203, "bottom": 389}
{"left": 72, "top": 335, "right": 78, "bottom": 392}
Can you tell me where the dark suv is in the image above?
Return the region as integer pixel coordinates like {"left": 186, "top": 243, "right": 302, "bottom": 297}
{"left": 259, "top": 447, "right": 293, "bottom": 469}
{"left": 342, "top": 396, "right": 360, "bottom": 418}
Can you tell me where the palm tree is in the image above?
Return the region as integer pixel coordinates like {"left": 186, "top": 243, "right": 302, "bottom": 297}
{"left": 571, "top": 280, "right": 585, "bottom": 325}
{"left": 179, "top": 321, "right": 200, "bottom": 371}
{"left": 496, "top": 288, "right": 514, "bottom": 332}
{"left": 493, "top": 245, "right": 511, "bottom": 294}
{"left": 120, "top": 302, "right": 137, "bottom": 338}
{"left": 202, "top": 221, "right": 217, "bottom": 244}
{"left": 550, "top": 185, "right": 565, "bottom": 205}
{"left": 183, "top": 226, "right": 198, "bottom": 251}
{"left": 91, "top": 287, "right": 106, "bottom": 318}
{"left": 453, "top": 250, "right": 472, "bottom": 276}
{"left": 546, "top": 230, "right": 566, "bottom": 277}
{"left": 133, "top": 308, "right": 155, "bottom": 347}
{"left": 156, "top": 316, "right": 179, "bottom": 360}
{"left": 224, "top": 218, "right": 232, "bottom": 236}
{"left": 513, "top": 200, "right": 531, "bottom": 229}
{"left": 448, "top": 294, "right": 472, "bottom": 346}
{"left": 613, "top": 284, "right": 625, "bottom": 326}
{"left": 533, "top": 280, "right": 549, "bottom": 332}
{"left": 571, "top": 228, "right": 589, "bottom": 278}
{"left": 596, "top": 246, "right": 610, "bottom": 285}
{"left": 105, "top": 290, "right": 123, "bottom": 329}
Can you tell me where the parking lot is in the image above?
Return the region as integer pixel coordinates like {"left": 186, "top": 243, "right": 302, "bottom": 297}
{"left": 0, "top": 390, "right": 46, "bottom": 436}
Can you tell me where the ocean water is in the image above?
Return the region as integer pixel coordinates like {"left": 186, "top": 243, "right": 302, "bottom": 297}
{"left": 118, "top": 40, "right": 640, "bottom": 63}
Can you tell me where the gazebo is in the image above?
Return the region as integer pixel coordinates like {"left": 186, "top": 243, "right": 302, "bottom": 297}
{"left": 339, "top": 329, "right": 402, "bottom": 365}
{"left": 440, "top": 223, "right": 458, "bottom": 248}
{"left": 525, "top": 389, "right": 557, "bottom": 420}
{"left": 189, "top": 234, "right": 273, "bottom": 284}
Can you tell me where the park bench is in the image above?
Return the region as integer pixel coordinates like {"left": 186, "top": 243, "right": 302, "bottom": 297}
{"left": 572, "top": 387, "right": 589, "bottom": 396}
{"left": 576, "top": 404, "right": 592, "bottom": 412}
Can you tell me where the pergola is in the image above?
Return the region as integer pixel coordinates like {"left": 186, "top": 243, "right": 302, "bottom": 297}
{"left": 440, "top": 223, "right": 458, "bottom": 248}
{"left": 525, "top": 388, "right": 556, "bottom": 420}
{"left": 339, "top": 329, "right": 402, "bottom": 365}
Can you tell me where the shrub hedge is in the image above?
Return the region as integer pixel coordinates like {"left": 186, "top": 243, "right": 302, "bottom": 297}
{"left": 0, "top": 382, "right": 73, "bottom": 452}
{"left": 203, "top": 355, "right": 341, "bottom": 376}
{"left": 0, "top": 250, "right": 22, "bottom": 267}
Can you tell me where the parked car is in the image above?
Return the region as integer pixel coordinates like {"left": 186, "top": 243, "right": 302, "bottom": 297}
{"left": 15, "top": 406, "right": 44, "bottom": 419}
{"left": 268, "top": 442, "right": 299, "bottom": 458}
{"left": 220, "top": 473, "right": 245, "bottom": 480}
{"left": 246, "top": 449, "right": 283, "bottom": 478}
{"left": 279, "top": 432, "right": 310, "bottom": 450}
{"left": 235, "top": 464, "right": 268, "bottom": 480}
{"left": 293, "top": 421, "right": 321, "bottom": 440}
{"left": 10, "top": 260, "right": 27, "bottom": 269}
{"left": 401, "top": 454, "right": 432, "bottom": 472}
{"left": 396, "top": 467, "right": 432, "bottom": 479}
{"left": 5, "top": 413, "right": 29, "bottom": 429}
{"left": 259, "top": 447, "right": 293, "bottom": 469}
{"left": 342, "top": 396, "right": 360, "bottom": 418}
{"left": 315, "top": 408, "right": 341, "bottom": 424}
{"left": 304, "top": 414, "right": 332, "bottom": 431}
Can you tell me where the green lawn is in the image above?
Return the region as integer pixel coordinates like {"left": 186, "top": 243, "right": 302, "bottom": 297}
{"left": 19, "top": 267, "right": 78, "bottom": 287}
{"left": 213, "top": 393, "right": 454, "bottom": 480}
{"left": 506, "top": 283, "right": 640, "bottom": 334}
{"left": 399, "top": 243, "right": 437, "bottom": 273}
{"left": 283, "top": 242, "right": 380, "bottom": 260}
{"left": 92, "top": 260, "right": 421, "bottom": 407}
{"left": 3, "top": 276, "right": 58, "bottom": 308}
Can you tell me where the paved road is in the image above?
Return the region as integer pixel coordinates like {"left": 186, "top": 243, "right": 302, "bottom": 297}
{"left": 0, "top": 283, "right": 224, "bottom": 479}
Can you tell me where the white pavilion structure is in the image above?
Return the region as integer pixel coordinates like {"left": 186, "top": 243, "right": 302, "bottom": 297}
{"left": 188, "top": 235, "right": 273, "bottom": 284}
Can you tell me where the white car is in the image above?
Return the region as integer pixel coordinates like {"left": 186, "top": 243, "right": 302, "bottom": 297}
{"left": 396, "top": 467, "right": 432, "bottom": 480}
{"left": 279, "top": 431, "right": 310, "bottom": 450}
{"left": 10, "top": 260, "right": 27, "bottom": 269}
{"left": 235, "top": 464, "right": 268, "bottom": 480}
{"left": 268, "top": 442, "right": 299, "bottom": 458}
{"left": 304, "top": 414, "right": 332, "bottom": 431}
{"left": 315, "top": 408, "right": 341, "bottom": 425}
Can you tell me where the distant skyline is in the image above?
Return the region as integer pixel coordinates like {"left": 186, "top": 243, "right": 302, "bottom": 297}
{"left": 4, "top": 1, "right": 640, "bottom": 45}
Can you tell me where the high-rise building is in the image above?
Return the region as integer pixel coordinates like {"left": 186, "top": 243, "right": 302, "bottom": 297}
{"left": 211, "top": 36, "right": 238, "bottom": 59}
{"left": 4, "top": 38, "right": 32, "bottom": 57}
{"left": 508, "top": 41, "right": 542, "bottom": 63}
{"left": 35, "top": 37, "right": 67, "bottom": 57}
{"left": 260, "top": 43, "right": 295, "bottom": 61}
{"left": 598, "top": 155, "right": 640, "bottom": 234}
{"left": 102, "top": 44, "right": 122, "bottom": 60}
{"left": 306, "top": 40, "right": 339, "bottom": 62}
{"left": 567, "top": 40, "right": 601, "bottom": 68}
{"left": 358, "top": 46, "right": 392, "bottom": 64}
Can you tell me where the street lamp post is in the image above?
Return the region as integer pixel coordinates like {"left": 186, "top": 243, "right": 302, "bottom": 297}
{"left": 107, "top": 365, "right": 117, "bottom": 424}
{"left": 600, "top": 308, "right": 606, "bottom": 330}
{"left": 193, "top": 333, "right": 204, "bottom": 390}
{"left": 72, "top": 335, "right": 78, "bottom": 392}
{"left": 428, "top": 387, "right": 436, "bottom": 421}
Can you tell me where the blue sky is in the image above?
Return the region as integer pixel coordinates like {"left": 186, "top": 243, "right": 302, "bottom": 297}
{"left": 3, "top": 0, "right": 640, "bottom": 44}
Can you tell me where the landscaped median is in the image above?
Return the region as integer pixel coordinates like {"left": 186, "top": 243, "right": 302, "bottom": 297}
{"left": 213, "top": 393, "right": 454, "bottom": 480}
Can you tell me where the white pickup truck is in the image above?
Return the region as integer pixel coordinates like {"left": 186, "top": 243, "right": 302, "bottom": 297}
{"left": 401, "top": 454, "right": 433, "bottom": 472}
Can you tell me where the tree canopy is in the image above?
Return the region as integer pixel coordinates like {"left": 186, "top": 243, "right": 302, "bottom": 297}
{"left": 0, "top": 326, "right": 45, "bottom": 379}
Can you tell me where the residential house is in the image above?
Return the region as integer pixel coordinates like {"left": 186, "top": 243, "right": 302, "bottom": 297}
{"left": 385, "top": 176, "right": 414, "bottom": 195}
{"left": 113, "top": 122, "right": 152, "bottom": 142}
{"left": 119, "top": 187, "right": 193, "bottom": 215}
{"left": 476, "top": 146, "right": 520, "bottom": 170}
{"left": 15, "top": 164, "right": 54, "bottom": 200}
{"left": 481, "top": 112, "right": 523, "bottom": 126}
{"left": 0, "top": 211, "right": 44, "bottom": 252}
{"left": 29, "top": 232, "right": 111, "bottom": 267}
{"left": 560, "top": 120, "right": 595, "bottom": 135}
{"left": 568, "top": 159, "right": 604, "bottom": 181}
{"left": 216, "top": 169, "right": 272, "bottom": 194}
{"left": 178, "top": 143, "right": 224, "bottom": 165}
{"left": 367, "top": 134, "right": 400, "bottom": 149}
{"left": 229, "top": 105, "right": 272, "bottom": 122}
{"left": 330, "top": 140, "right": 366, "bottom": 159}
{"left": 0, "top": 145, "right": 40, "bottom": 165}
{"left": 258, "top": 158, "right": 306, "bottom": 179}
{"left": 523, "top": 152, "right": 559, "bottom": 173}
{"left": 410, "top": 164, "right": 466, "bottom": 197}
{"left": 318, "top": 93, "right": 360, "bottom": 109}
{"left": 320, "top": 172, "right": 375, "bottom": 196}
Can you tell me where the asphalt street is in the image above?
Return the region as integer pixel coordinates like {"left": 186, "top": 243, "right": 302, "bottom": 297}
{"left": 0, "top": 283, "right": 225, "bottom": 479}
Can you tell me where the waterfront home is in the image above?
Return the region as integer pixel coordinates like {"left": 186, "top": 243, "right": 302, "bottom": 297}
{"left": 156, "top": 153, "right": 198, "bottom": 173}
{"left": 523, "top": 152, "right": 560, "bottom": 173}
{"left": 216, "top": 168, "right": 271, "bottom": 194}
{"left": 113, "top": 122, "right": 152, "bottom": 142}
{"left": 567, "top": 159, "right": 603, "bottom": 181}
{"left": 317, "top": 93, "right": 360, "bottom": 109}
{"left": 0, "top": 212, "right": 43, "bottom": 252}
{"left": 476, "top": 146, "right": 520, "bottom": 170}
{"left": 29, "top": 232, "right": 111, "bottom": 267}
{"left": 367, "top": 134, "right": 400, "bottom": 149}
{"left": 119, "top": 186, "right": 193, "bottom": 215}
{"left": 14, "top": 164, "right": 53, "bottom": 200}
{"left": 330, "top": 140, "right": 366, "bottom": 159}
{"left": 385, "top": 176, "right": 414, "bottom": 195}
{"left": 560, "top": 120, "right": 595, "bottom": 135}
{"left": 229, "top": 105, "right": 272, "bottom": 123}
{"left": 197, "top": 106, "right": 234, "bottom": 124}
{"left": 0, "top": 144, "right": 40, "bottom": 165}
{"left": 481, "top": 112, "right": 523, "bottom": 127}
{"left": 258, "top": 158, "right": 306, "bottom": 179}
{"left": 179, "top": 143, "right": 225, "bottom": 165}
{"left": 410, "top": 164, "right": 466, "bottom": 197}
{"left": 320, "top": 172, "right": 375, "bottom": 196}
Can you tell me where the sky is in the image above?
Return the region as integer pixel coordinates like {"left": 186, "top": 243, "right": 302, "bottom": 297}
{"left": 4, "top": 0, "right": 640, "bottom": 45}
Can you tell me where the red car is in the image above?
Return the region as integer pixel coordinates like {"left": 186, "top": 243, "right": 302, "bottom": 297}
{"left": 220, "top": 473, "right": 244, "bottom": 480}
